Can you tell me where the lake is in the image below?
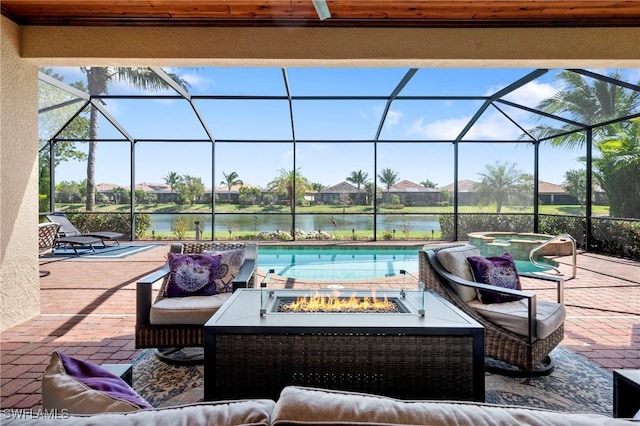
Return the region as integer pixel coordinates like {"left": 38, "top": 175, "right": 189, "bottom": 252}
{"left": 148, "top": 213, "right": 441, "bottom": 234}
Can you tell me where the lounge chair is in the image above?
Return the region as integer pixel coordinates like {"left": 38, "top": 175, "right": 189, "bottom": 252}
{"left": 136, "top": 242, "right": 257, "bottom": 364}
{"left": 420, "top": 244, "right": 566, "bottom": 376}
{"left": 46, "top": 214, "right": 124, "bottom": 247}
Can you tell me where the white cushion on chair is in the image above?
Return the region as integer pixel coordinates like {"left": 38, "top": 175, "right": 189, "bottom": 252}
{"left": 150, "top": 293, "right": 232, "bottom": 325}
{"left": 468, "top": 299, "right": 566, "bottom": 339}
{"left": 436, "top": 245, "right": 481, "bottom": 302}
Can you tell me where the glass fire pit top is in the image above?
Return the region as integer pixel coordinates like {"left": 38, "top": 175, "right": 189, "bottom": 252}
{"left": 205, "top": 289, "right": 483, "bottom": 332}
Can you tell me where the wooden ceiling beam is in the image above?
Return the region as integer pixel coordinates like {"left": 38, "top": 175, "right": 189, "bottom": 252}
{"left": 2, "top": 0, "right": 640, "bottom": 27}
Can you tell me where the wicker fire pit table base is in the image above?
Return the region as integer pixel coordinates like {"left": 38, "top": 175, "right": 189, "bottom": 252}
{"left": 204, "top": 289, "right": 485, "bottom": 401}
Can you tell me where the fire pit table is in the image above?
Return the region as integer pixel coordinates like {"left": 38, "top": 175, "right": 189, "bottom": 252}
{"left": 204, "top": 288, "right": 484, "bottom": 401}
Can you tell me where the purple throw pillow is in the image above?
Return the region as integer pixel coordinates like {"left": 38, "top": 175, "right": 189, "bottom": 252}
{"left": 55, "top": 351, "right": 152, "bottom": 410}
{"left": 466, "top": 253, "right": 524, "bottom": 304}
{"left": 164, "top": 253, "right": 222, "bottom": 297}
{"left": 203, "top": 248, "right": 246, "bottom": 293}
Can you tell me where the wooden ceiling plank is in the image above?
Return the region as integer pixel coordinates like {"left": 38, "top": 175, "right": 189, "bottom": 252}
{"left": 2, "top": 0, "right": 640, "bottom": 26}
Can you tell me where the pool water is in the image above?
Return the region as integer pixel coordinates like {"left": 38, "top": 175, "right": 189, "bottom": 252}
{"left": 513, "top": 260, "right": 554, "bottom": 274}
{"left": 258, "top": 245, "right": 554, "bottom": 281}
{"left": 259, "top": 246, "right": 421, "bottom": 281}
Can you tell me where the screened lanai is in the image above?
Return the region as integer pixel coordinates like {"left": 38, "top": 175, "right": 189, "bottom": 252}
{"left": 39, "top": 67, "right": 640, "bottom": 259}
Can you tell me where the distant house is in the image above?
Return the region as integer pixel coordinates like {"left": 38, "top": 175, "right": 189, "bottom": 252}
{"left": 215, "top": 183, "right": 262, "bottom": 204}
{"left": 438, "top": 179, "right": 590, "bottom": 206}
{"left": 439, "top": 180, "right": 478, "bottom": 205}
{"left": 319, "top": 181, "right": 366, "bottom": 205}
{"left": 537, "top": 180, "right": 576, "bottom": 205}
{"left": 384, "top": 180, "right": 441, "bottom": 206}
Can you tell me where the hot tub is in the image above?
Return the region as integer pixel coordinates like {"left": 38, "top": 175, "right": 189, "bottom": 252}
{"left": 467, "top": 232, "right": 573, "bottom": 262}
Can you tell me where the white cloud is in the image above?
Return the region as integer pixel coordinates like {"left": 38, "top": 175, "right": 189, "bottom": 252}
{"left": 385, "top": 109, "right": 402, "bottom": 126}
{"left": 408, "top": 116, "right": 468, "bottom": 139}
{"left": 407, "top": 110, "right": 523, "bottom": 140}
{"left": 180, "top": 72, "right": 210, "bottom": 92}
{"left": 464, "top": 111, "right": 522, "bottom": 139}
{"left": 502, "top": 80, "right": 558, "bottom": 107}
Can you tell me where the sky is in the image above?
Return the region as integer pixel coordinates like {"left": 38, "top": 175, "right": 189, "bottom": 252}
{"left": 42, "top": 66, "right": 640, "bottom": 190}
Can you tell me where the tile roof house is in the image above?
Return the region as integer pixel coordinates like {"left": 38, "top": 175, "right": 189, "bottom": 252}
{"left": 319, "top": 181, "right": 367, "bottom": 205}
{"left": 384, "top": 180, "right": 442, "bottom": 206}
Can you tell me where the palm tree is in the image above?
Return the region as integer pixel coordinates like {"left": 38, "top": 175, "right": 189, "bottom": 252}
{"left": 82, "top": 67, "right": 190, "bottom": 211}
{"left": 475, "top": 161, "right": 525, "bottom": 213}
{"left": 593, "top": 119, "right": 640, "bottom": 218}
{"left": 378, "top": 168, "right": 399, "bottom": 191}
{"left": 267, "top": 168, "right": 312, "bottom": 214}
{"left": 346, "top": 170, "right": 369, "bottom": 192}
{"left": 420, "top": 179, "right": 438, "bottom": 189}
{"left": 346, "top": 170, "right": 369, "bottom": 205}
{"left": 531, "top": 70, "right": 640, "bottom": 217}
{"left": 531, "top": 70, "right": 640, "bottom": 149}
{"left": 310, "top": 182, "right": 325, "bottom": 193}
{"left": 163, "top": 171, "right": 182, "bottom": 204}
{"left": 220, "top": 171, "right": 243, "bottom": 203}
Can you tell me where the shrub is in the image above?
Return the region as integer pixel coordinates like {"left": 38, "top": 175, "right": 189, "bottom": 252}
{"left": 173, "top": 217, "right": 187, "bottom": 240}
{"left": 439, "top": 214, "right": 533, "bottom": 240}
{"left": 590, "top": 218, "right": 640, "bottom": 260}
{"left": 65, "top": 212, "right": 154, "bottom": 240}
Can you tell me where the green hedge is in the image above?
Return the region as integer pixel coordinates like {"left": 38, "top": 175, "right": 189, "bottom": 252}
{"left": 65, "top": 213, "right": 152, "bottom": 240}
{"left": 590, "top": 218, "right": 640, "bottom": 260}
{"left": 538, "top": 215, "right": 586, "bottom": 248}
{"left": 439, "top": 214, "right": 533, "bottom": 241}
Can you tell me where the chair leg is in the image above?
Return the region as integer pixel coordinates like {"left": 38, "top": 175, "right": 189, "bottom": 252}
{"left": 155, "top": 347, "right": 204, "bottom": 365}
{"left": 486, "top": 355, "right": 555, "bottom": 377}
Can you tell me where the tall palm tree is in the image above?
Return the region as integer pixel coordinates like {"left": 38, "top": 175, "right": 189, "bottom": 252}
{"left": 378, "top": 168, "right": 399, "bottom": 191}
{"left": 593, "top": 119, "right": 640, "bottom": 218}
{"left": 82, "top": 67, "right": 190, "bottom": 211}
{"left": 531, "top": 70, "right": 640, "bottom": 217}
{"left": 475, "top": 161, "right": 524, "bottom": 213}
{"left": 346, "top": 170, "right": 369, "bottom": 192}
{"left": 267, "top": 168, "right": 312, "bottom": 214}
{"left": 220, "top": 171, "right": 243, "bottom": 203}
{"left": 163, "top": 171, "right": 182, "bottom": 204}
{"left": 531, "top": 70, "right": 640, "bottom": 149}
{"left": 346, "top": 170, "right": 369, "bottom": 205}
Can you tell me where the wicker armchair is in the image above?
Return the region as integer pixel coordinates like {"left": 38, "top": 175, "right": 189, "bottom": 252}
{"left": 136, "top": 242, "right": 257, "bottom": 364}
{"left": 39, "top": 223, "right": 60, "bottom": 256}
{"left": 39, "top": 223, "right": 60, "bottom": 277}
{"left": 420, "top": 245, "right": 565, "bottom": 376}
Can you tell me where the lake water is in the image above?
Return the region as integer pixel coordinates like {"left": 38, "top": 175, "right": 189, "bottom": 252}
{"left": 148, "top": 213, "right": 442, "bottom": 234}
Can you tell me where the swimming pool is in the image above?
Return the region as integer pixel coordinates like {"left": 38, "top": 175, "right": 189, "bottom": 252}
{"left": 258, "top": 245, "right": 555, "bottom": 281}
{"left": 258, "top": 246, "right": 422, "bottom": 281}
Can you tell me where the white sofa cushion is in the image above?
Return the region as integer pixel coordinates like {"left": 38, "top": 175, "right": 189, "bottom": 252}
{"left": 435, "top": 245, "right": 481, "bottom": 302}
{"left": 271, "top": 386, "right": 630, "bottom": 426}
{"left": 150, "top": 293, "right": 231, "bottom": 325}
{"left": 5, "top": 400, "right": 275, "bottom": 426}
{"left": 468, "top": 298, "right": 566, "bottom": 339}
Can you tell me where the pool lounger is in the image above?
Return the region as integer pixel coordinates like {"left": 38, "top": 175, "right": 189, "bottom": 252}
{"left": 56, "top": 236, "right": 102, "bottom": 256}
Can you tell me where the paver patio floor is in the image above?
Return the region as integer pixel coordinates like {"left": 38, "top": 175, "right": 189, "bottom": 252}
{"left": 1, "top": 242, "right": 638, "bottom": 410}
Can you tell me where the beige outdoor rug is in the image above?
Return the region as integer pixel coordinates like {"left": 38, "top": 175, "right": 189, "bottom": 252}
{"left": 133, "top": 345, "right": 612, "bottom": 415}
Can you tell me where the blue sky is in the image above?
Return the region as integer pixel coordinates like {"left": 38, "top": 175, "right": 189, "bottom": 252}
{"left": 44, "top": 67, "right": 639, "bottom": 190}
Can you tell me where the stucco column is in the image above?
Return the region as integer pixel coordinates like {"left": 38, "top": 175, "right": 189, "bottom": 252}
{"left": 1, "top": 16, "right": 41, "bottom": 331}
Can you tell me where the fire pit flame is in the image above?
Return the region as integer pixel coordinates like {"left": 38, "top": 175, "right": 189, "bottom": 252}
{"left": 279, "top": 291, "right": 397, "bottom": 313}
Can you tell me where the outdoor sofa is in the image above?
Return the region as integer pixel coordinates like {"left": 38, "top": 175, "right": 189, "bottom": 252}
{"left": 14, "top": 385, "right": 638, "bottom": 425}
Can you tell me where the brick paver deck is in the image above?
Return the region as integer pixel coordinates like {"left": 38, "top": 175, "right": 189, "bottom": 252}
{"left": 1, "top": 242, "right": 639, "bottom": 410}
